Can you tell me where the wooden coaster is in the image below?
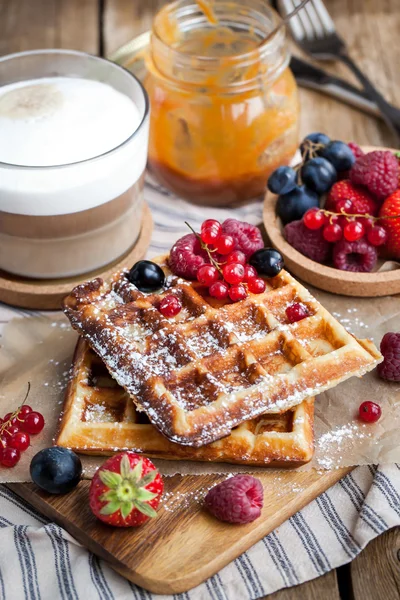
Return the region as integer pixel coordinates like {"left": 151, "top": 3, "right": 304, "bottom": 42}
{"left": 0, "top": 203, "right": 153, "bottom": 310}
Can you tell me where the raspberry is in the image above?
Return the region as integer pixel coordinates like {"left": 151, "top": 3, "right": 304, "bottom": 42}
{"left": 284, "top": 220, "right": 331, "bottom": 263}
{"left": 325, "top": 180, "right": 379, "bottom": 216}
{"left": 204, "top": 475, "right": 263, "bottom": 524}
{"left": 169, "top": 233, "right": 209, "bottom": 279}
{"left": 348, "top": 142, "right": 365, "bottom": 160}
{"left": 333, "top": 239, "right": 377, "bottom": 272}
{"left": 350, "top": 151, "right": 399, "bottom": 201}
{"left": 379, "top": 190, "right": 400, "bottom": 259}
{"left": 221, "top": 219, "right": 264, "bottom": 258}
{"left": 377, "top": 332, "right": 400, "bottom": 381}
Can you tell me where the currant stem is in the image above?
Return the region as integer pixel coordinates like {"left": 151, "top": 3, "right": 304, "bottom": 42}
{"left": 320, "top": 208, "right": 400, "bottom": 222}
{"left": 184, "top": 221, "right": 223, "bottom": 275}
{"left": 0, "top": 381, "right": 31, "bottom": 444}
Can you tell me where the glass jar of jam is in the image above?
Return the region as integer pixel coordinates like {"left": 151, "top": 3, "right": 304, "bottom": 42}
{"left": 145, "top": 0, "right": 299, "bottom": 205}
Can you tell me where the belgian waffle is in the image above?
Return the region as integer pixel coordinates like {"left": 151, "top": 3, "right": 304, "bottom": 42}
{"left": 56, "top": 338, "right": 315, "bottom": 467}
{"left": 63, "top": 255, "right": 382, "bottom": 447}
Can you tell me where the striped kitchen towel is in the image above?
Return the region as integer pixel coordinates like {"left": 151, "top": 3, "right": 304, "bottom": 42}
{"left": 0, "top": 179, "right": 399, "bottom": 599}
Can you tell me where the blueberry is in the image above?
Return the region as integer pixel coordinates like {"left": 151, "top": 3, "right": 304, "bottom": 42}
{"left": 320, "top": 141, "right": 355, "bottom": 171}
{"left": 127, "top": 260, "right": 165, "bottom": 293}
{"left": 30, "top": 447, "right": 82, "bottom": 495}
{"left": 267, "top": 166, "right": 297, "bottom": 195}
{"left": 301, "top": 157, "right": 337, "bottom": 194}
{"left": 300, "top": 132, "right": 330, "bottom": 158}
{"left": 249, "top": 248, "right": 284, "bottom": 277}
{"left": 276, "top": 185, "right": 319, "bottom": 225}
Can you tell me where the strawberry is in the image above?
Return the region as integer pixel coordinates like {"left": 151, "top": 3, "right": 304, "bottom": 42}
{"left": 89, "top": 452, "right": 163, "bottom": 527}
{"left": 325, "top": 180, "right": 379, "bottom": 216}
{"left": 379, "top": 190, "right": 400, "bottom": 260}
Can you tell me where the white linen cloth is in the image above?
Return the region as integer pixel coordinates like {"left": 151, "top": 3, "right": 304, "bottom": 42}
{"left": 0, "top": 178, "right": 399, "bottom": 599}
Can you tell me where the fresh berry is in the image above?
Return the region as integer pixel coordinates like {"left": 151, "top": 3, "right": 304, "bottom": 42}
{"left": 348, "top": 142, "right": 364, "bottom": 160}
{"left": 377, "top": 332, "right": 400, "bottom": 381}
{"left": 209, "top": 281, "right": 229, "bottom": 299}
{"left": 379, "top": 191, "right": 400, "bottom": 259}
{"left": 367, "top": 225, "right": 388, "bottom": 247}
{"left": 223, "top": 263, "right": 245, "bottom": 285}
{"left": 249, "top": 248, "right": 284, "bottom": 277}
{"left": 303, "top": 208, "right": 325, "bottom": 230}
{"left": 20, "top": 411, "right": 45, "bottom": 435}
{"left": 204, "top": 475, "right": 263, "bottom": 524}
{"left": 9, "top": 431, "right": 30, "bottom": 452}
{"left": 267, "top": 166, "right": 297, "bottom": 195}
{"left": 320, "top": 140, "right": 355, "bottom": 171}
{"left": 3, "top": 413, "right": 19, "bottom": 427}
{"left": 284, "top": 220, "right": 331, "bottom": 263}
{"left": 243, "top": 264, "right": 258, "bottom": 282}
{"left": 221, "top": 219, "right": 264, "bottom": 258}
{"left": 343, "top": 220, "right": 365, "bottom": 242}
{"left": 333, "top": 239, "right": 377, "bottom": 272}
{"left": 350, "top": 151, "right": 399, "bottom": 201}
{"left": 197, "top": 265, "right": 220, "bottom": 286}
{"left": 300, "top": 132, "right": 330, "bottom": 159}
{"left": 325, "top": 180, "right": 379, "bottom": 216}
{"left": 89, "top": 452, "right": 163, "bottom": 527}
{"left": 159, "top": 295, "right": 182, "bottom": 317}
{"left": 1, "top": 447, "right": 20, "bottom": 468}
{"left": 214, "top": 234, "right": 234, "bottom": 255}
{"left": 301, "top": 157, "right": 337, "bottom": 194}
{"left": 200, "top": 219, "right": 222, "bottom": 244}
{"left": 286, "top": 302, "right": 309, "bottom": 323}
{"left": 276, "top": 185, "right": 319, "bottom": 225}
{"left": 169, "top": 233, "right": 209, "bottom": 279}
{"left": 128, "top": 260, "right": 166, "bottom": 293}
{"left": 30, "top": 447, "right": 82, "bottom": 494}
{"left": 18, "top": 405, "right": 32, "bottom": 418}
{"left": 323, "top": 223, "right": 342, "bottom": 242}
{"left": 226, "top": 250, "right": 246, "bottom": 265}
{"left": 5, "top": 424, "right": 20, "bottom": 437}
{"left": 358, "top": 401, "right": 381, "bottom": 423}
{"left": 229, "top": 284, "right": 248, "bottom": 302}
{"left": 247, "top": 278, "right": 266, "bottom": 294}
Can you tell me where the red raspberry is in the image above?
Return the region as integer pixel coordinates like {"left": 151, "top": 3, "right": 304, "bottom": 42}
{"left": 325, "top": 180, "right": 379, "bottom": 216}
{"left": 284, "top": 220, "right": 331, "bottom": 264}
{"left": 348, "top": 142, "right": 365, "bottom": 160}
{"left": 358, "top": 401, "right": 381, "bottom": 423}
{"left": 221, "top": 219, "right": 264, "bottom": 258}
{"left": 204, "top": 475, "right": 263, "bottom": 524}
{"left": 378, "top": 190, "right": 400, "bottom": 259}
{"left": 169, "top": 233, "right": 209, "bottom": 279}
{"left": 333, "top": 239, "right": 377, "bottom": 272}
{"left": 377, "top": 332, "right": 400, "bottom": 381}
{"left": 350, "top": 151, "right": 399, "bottom": 201}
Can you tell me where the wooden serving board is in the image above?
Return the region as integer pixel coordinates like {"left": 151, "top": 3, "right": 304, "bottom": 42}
{"left": 8, "top": 467, "right": 352, "bottom": 594}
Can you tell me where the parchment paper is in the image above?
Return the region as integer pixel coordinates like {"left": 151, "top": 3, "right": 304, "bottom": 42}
{"left": 0, "top": 284, "right": 399, "bottom": 482}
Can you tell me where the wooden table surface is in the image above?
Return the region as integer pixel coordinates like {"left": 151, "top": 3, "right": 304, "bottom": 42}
{"left": 0, "top": 1, "right": 399, "bottom": 598}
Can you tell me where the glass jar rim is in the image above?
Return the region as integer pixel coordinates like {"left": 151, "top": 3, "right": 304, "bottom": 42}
{"left": 0, "top": 49, "right": 149, "bottom": 170}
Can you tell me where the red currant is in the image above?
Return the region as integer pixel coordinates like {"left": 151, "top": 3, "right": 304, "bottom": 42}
{"left": 248, "top": 278, "right": 266, "bottom": 294}
{"left": 3, "top": 413, "right": 19, "bottom": 427}
{"left": 367, "top": 225, "right": 388, "bottom": 247}
{"left": 1, "top": 447, "right": 20, "bottom": 468}
{"left": 323, "top": 223, "right": 342, "bottom": 242}
{"left": 200, "top": 220, "right": 222, "bottom": 245}
{"left": 9, "top": 432, "right": 30, "bottom": 452}
{"left": 229, "top": 284, "right": 248, "bottom": 302}
{"left": 343, "top": 220, "right": 365, "bottom": 242}
{"left": 5, "top": 424, "right": 19, "bottom": 436}
{"left": 243, "top": 265, "right": 258, "bottom": 283}
{"left": 0, "top": 434, "right": 8, "bottom": 450}
{"left": 336, "top": 198, "right": 353, "bottom": 213}
{"left": 214, "top": 235, "right": 234, "bottom": 255}
{"left": 303, "top": 209, "right": 325, "bottom": 230}
{"left": 18, "top": 405, "right": 32, "bottom": 418}
{"left": 159, "top": 295, "right": 182, "bottom": 318}
{"left": 209, "top": 281, "right": 229, "bottom": 300}
{"left": 226, "top": 250, "right": 246, "bottom": 265}
{"left": 362, "top": 217, "right": 374, "bottom": 231}
{"left": 197, "top": 265, "right": 219, "bottom": 286}
{"left": 20, "top": 412, "right": 45, "bottom": 435}
{"left": 286, "top": 302, "right": 309, "bottom": 323}
{"left": 223, "top": 263, "right": 245, "bottom": 285}
{"left": 358, "top": 401, "right": 381, "bottom": 423}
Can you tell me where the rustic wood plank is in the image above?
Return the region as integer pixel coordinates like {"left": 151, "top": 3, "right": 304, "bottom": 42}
{"left": 264, "top": 570, "right": 340, "bottom": 600}
{"left": 0, "top": 0, "right": 99, "bottom": 55}
{"left": 351, "top": 527, "right": 400, "bottom": 600}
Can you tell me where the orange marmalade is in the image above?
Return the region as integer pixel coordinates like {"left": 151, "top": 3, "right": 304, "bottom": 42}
{"left": 145, "top": 0, "right": 299, "bottom": 205}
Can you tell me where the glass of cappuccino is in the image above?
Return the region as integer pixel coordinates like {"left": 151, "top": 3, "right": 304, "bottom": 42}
{"left": 0, "top": 50, "right": 149, "bottom": 279}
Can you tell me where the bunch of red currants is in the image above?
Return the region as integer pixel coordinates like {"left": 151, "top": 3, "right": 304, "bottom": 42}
{"left": 0, "top": 404, "right": 45, "bottom": 468}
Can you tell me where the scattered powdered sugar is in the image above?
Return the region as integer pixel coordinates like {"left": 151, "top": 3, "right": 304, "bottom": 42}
{"left": 316, "top": 423, "right": 373, "bottom": 469}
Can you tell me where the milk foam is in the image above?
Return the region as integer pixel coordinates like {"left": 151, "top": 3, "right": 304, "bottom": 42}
{"left": 0, "top": 77, "right": 141, "bottom": 166}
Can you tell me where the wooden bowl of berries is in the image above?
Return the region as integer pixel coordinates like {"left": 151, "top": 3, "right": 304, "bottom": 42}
{"left": 263, "top": 136, "right": 400, "bottom": 297}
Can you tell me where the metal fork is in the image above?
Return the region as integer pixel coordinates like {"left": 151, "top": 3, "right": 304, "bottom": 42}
{"left": 278, "top": 0, "right": 400, "bottom": 144}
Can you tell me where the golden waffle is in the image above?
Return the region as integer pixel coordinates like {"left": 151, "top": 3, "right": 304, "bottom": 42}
{"left": 56, "top": 338, "right": 315, "bottom": 467}
{"left": 63, "top": 255, "right": 382, "bottom": 447}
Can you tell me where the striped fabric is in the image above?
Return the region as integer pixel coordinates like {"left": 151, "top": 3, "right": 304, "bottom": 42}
{"left": 1, "top": 178, "right": 399, "bottom": 599}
